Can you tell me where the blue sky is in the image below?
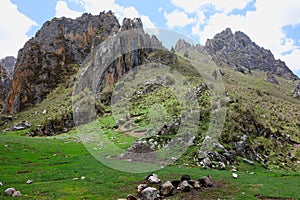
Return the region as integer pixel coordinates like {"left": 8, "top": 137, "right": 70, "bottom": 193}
{"left": 1, "top": 0, "right": 300, "bottom": 76}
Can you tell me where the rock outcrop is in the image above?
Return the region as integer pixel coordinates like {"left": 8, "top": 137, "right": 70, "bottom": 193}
{"left": 204, "top": 28, "right": 298, "bottom": 80}
{"left": 0, "top": 64, "right": 12, "bottom": 112}
{"left": 0, "top": 56, "right": 16, "bottom": 76}
{"left": 4, "top": 11, "right": 120, "bottom": 113}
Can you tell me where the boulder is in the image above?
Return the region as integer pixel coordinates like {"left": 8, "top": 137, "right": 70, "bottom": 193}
{"left": 180, "top": 174, "right": 191, "bottom": 182}
{"left": 11, "top": 121, "right": 31, "bottom": 131}
{"left": 159, "top": 181, "right": 174, "bottom": 196}
{"left": 12, "top": 191, "right": 22, "bottom": 197}
{"left": 137, "top": 184, "right": 148, "bottom": 193}
{"left": 5, "top": 188, "right": 16, "bottom": 196}
{"left": 140, "top": 187, "right": 159, "bottom": 200}
{"left": 178, "top": 180, "right": 192, "bottom": 192}
{"left": 127, "top": 194, "right": 138, "bottom": 200}
{"left": 199, "top": 175, "right": 213, "bottom": 187}
{"left": 188, "top": 180, "right": 201, "bottom": 189}
{"left": 145, "top": 174, "right": 161, "bottom": 184}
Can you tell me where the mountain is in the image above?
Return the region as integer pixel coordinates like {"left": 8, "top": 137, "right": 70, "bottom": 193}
{"left": 202, "top": 28, "right": 298, "bottom": 80}
{"left": 1, "top": 13, "right": 299, "bottom": 171}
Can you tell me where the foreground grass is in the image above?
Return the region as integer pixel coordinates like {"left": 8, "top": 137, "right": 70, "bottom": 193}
{"left": 0, "top": 132, "right": 299, "bottom": 200}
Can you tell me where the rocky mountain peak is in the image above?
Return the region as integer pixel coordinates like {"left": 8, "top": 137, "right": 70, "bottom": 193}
{"left": 204, "top": 28, "right": 298, "bottom": 80}
{"left": 121, "top": 17, "right": 143, "bottom": 31}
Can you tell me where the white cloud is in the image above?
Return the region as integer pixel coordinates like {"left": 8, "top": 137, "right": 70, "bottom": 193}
{"left": 75, "top": 0, "right": 159, "bottom": 35}
{"left": 55, "top": 1, "right": 82, "bottom": 19}
{"left": 164, "top": 10, "right": 195, "bottom": 28}
{"left": 170, "top": 0, "right": 252, "bottom": 14}
{"left": 0, "top": 0, "right": 37, "bottom": 58}
{"left": 169, "top": 0, "right": 300, "bottom": 74}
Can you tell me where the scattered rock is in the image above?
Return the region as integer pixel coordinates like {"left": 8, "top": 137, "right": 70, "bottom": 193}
{"left": 180, "top": 174, "right": 191, "bottom": 182}
{"left": 127, "top": 194, "right": 137, "bottom": 200}
{"left": 146, "top": 174, "right": 161, "bottom": 184}
{"left": 171, "top": 180, "right": 181, "bottom": 188}
{"left": 159, "top": 181, "right": 174, "bottom": 196}
{"left": 199, "top": 175, "right": 213, "bottom": 187}
{"left": 5, "top": 188, "right": 16, "bottom": 196}
{"left": 12, "top": 191, "right": 22, "bottom": 197}
{"left": 178, "top": 180, "right": 192, "bottom": 192}
{"left": 26, "top": 180, "right": 33, "bottom": 184}
{"left": 0, "top": 182, "right": 2, "bottom": 186}
{"left": 11, "top": 121, "right": 31, "bottom": 131}
{"left": 242, "top": 158, "right": 255, "bottom": 165}
{"left": 232, "top": 173, "right": 238, "bottom": 179}
{"left": 188, "top": 180, "right": 201, "bottom": 189}
{"left": 140, "top": 187, "right": 159, "bottom": 200}
{"left": 137, "top": 184, "right": 148, "bottom": 193}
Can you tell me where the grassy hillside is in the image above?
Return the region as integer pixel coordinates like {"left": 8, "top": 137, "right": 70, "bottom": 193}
{"left": 0, "top": 130, "right": 300, "bottom": 199}
{"left": 1, "top": 49, "right": 300, "bottom": 198}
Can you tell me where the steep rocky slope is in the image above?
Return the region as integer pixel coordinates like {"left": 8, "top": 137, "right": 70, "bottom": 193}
{"left": 4, "top": 11, "right": 120, "bottom": 113}
{"left": 202, "top": 28, "right": 298, "bottom": 80}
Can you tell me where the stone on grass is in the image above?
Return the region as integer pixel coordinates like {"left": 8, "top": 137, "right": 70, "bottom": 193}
{"left": 137, "top": 184, "right": 148, "bottom": 193}
{"left": 141, "top": 187, "right": 159, "bottom": 200}
{"left": 199, "top": 175, "right": 213, "bottom": 187}
{"left": 26, "top": 180, "right": 33, "bottom": 184}
{"left": 127, "top": 194, "right": 137, "bottom": 200}
{"left": 232, "top": 173, "right": 238, "bottom": 179}
{"left": 159, "top": 181, "right": 174, "bottom": 196}
{"left": 145, "top": 174, "right": 161, "bottom": 184}
{"left": 178, "top": 180, "right": 192, "bottom": 192}
{"left": 5, "top": 188, "right": 16, "bottom": 196}
{"left": 12, "top": 191, "right": 22, "bottom": 197}
{"left": 180, "top": 174, "right": 191, "bottom": 182}
{"left": 0, "top": 182, "right": 3, "bottom": 186}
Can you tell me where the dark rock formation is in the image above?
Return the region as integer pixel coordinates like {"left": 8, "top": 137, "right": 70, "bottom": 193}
{"left": 4, "top": 11, "right": 120, "bottom": 113}
{"left": 204, "top": 28, "right": 298, "bottom": 80}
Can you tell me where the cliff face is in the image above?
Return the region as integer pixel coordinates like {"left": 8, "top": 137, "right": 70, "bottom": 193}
{"left": 0, "top": 56, "right": 16, "bottom": 76}
{"left": 0, "top": 56, "right": 16, "bottom": 111}
{"left": 204, "top": 28, "right": 298, "bottom": 80}
{"left": 4, "top": 11, "right": 120, "bottom": 113}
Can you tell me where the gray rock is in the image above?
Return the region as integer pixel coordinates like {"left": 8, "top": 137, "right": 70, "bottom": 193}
{"left": 242, "top": 158, "right": 255, "bottom": 165}
{"left": 146, "top": 174, "right": 161, "bottom": 184}
{"left": 5, "top": 188, "right": 16, "bottom": 196}
{"left": 0, "top": 182, "right": 2, "bottom": 186}
{"left": 26, "top": 180, "right": 33, "bottom": 184}
{"left": 178, "top": 180, "right": 192, "bottom": 192}
{"left": 199, "top": 175, "right": 213, "bottom": 187}
{"left": 140, "top": 187, "right": 159, "bottom": 200}
{"left": 159, "top": 181, "right": 174, "bottom": 196}
{"left": 137, "top": 184, "right": 148, "bottom": 193}
{"left": 12, "top": 191, "right": 22, "bottom": 197}
{"left": 127, "top": 194, "right": 137, "bottom": 200}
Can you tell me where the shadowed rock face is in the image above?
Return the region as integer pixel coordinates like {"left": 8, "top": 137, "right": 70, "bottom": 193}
{"left": 4, "top": 11, "right": 120, "bottom": 113}
{"left": 204, "top": 28, "right": 298, "bottom": 80}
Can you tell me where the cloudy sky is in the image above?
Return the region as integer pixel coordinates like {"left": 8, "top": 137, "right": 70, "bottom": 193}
{"left": 1, "top": 0, "right": 300, "bottom": 76}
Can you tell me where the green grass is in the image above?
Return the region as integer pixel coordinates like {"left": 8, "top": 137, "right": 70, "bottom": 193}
{"left": 0, "top": 131, "right": 300, "bottom": 199}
